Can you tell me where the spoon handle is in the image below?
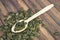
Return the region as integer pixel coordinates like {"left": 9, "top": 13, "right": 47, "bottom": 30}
{"left": 25, "top": 4, "right": 54, "bottom": 22}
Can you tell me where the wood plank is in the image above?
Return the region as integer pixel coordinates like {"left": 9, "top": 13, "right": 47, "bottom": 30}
{"left": 39, "top": 32, "right": 48, "bottom": 40}
{"left": 39, "top": 24, "right": 55, "bottom": 40}
{"left": 0, "top": 1, "right": 8, "bottom": 16}
{"left": 17, "top": 0, "right": 29, "bottom": 11}
{"left": 9, "top": 0, "right": 20, "bottom": 10}
{"left": 0, "top": 12, "right": 5, "bottom": 25}
{"left": 30, "top": 0, "right": 41, "bottom": 10}
{"left": 1, "top": 0, "right": 17, "bottom": 12}
{"left": 23, "top": 0, "right": 36, "bottom": 12}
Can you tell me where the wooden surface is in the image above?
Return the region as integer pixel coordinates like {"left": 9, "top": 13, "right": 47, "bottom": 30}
{"left": 0, "top": 0, "right": 60, "bottom": 40}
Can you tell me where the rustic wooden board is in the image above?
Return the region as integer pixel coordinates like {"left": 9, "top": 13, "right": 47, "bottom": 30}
{"left": 0, "top": 0, "right": 60, "bottom": 40}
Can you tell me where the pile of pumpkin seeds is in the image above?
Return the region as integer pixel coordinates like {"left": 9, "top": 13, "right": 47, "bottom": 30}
{"left": 0, "top": 9, "right": 42, "bottom": 40}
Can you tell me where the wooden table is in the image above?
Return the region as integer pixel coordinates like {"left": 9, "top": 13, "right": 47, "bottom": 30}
{"left": 0, "top": 0, "right": 60, "bottom": 40}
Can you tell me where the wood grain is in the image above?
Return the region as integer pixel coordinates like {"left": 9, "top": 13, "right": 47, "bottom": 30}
{"left": 0, "top": 1, "right": 8, "bottom": 16}
{"left": 17, "top": 0, "right": 29, "bottom": 11}
{"left": 0, "top": 0, "right": 60, "bottom": 40}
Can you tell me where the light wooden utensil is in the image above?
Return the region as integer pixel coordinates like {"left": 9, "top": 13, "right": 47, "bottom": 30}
{"left": 11, "top": 4, "right": 54, "bottom": 33}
